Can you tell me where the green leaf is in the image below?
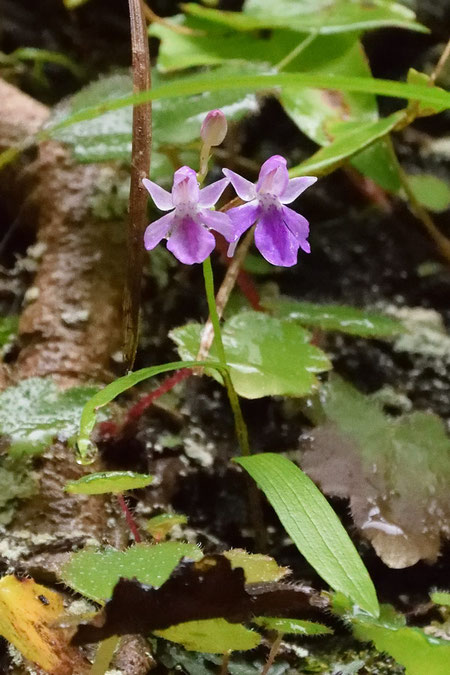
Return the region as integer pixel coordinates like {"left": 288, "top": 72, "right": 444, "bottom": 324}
{"left": 289, "top": 111, "right": 404, "bottom": 177}
{"left": 350, "top": 138, "right": 402, "bottom": 192}
{"left": 0, "top": 316, "right": 18, "bottom": 349}
{"left": 223, "top": 549, "right": 289, "bottom": 583}
{"left": 303, "top": 376, "right": 450, "bottom": 568}
{"left": 352, "top": 616, "right": 450, "bottom": 675}
{"left": 235, "top": 453, "right": 379, "bottom": 617}
{"left": 253, "top": 616, "right": 333, "bottom": 636}
{"left": 0, "top": 378, "right": 100, "bottom": 456}
{"left": 76, "top": 359, "right": 224, "bottom": 461}
{"left": 430, "top": 591, "right": 450, "bottom": 607}
{"left": 406, "top": 67, "right": 447, "bottom": 117}
{"left": 64, "top": 471, "right": 153, "bottom": 495}
{"left": 170, "top": 311, "right": 331, "bottom": 400}
{"left": 407, "top": 174, "right": 450, "bottom": 213}
{"left": 52, "top": 68, "right": 260, "bottom": 164}
{"left": 147, "top": 513, "right": 188, "bottom": 540}
{"left": 182, "top": 1, "right": 427, "bottom": 34}
{"left": 61, "top": 542, "right": 203, "bottom": 602}
{"left": 155, "top": 618, "right": 260, "bottom": 654}
{"left": 265, "top": 299, "right": 405, "bottom": 338}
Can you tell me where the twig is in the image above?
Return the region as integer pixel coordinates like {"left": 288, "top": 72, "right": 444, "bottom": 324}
{"left": 386, "top": 136, "right": 450, "bottom": 265}
{"left": 124, "top": 0, "right": 152, "bottom": 370}
{"left": 142, "top": 2, "right": 205, "bottom": 36}
{"left": 196, "top": 229, "right": 255, "bottom": 361}
{"left": 260, "top": 633, "right": 283, "bottom": 675}
{"left": 220, "top": 651, "right": 231, "bottom": 675}
{"left": 117, "top": 493, "right": 142, "bottom": 543}
{"left": 430, "top": 38, "right": 450, "bottom": 84}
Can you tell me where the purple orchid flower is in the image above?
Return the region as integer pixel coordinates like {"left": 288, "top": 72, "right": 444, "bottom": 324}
{"left": 143, "top": 166, "right": 233, "bottom": 265}
{"left": 223, "top": 155, "right": 317, "bottom": 267}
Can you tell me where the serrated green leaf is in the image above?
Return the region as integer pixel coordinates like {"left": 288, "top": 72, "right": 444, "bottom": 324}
{"left": 235, "top": 453, "right": 379, "bottom": 617}
{"left": 303, "top": 376, "right": 450, "bottom": 568}
{"left": 64, "top": 471, "right": 153, "bottom": 495}
{"left": 430, "top": 591, "right": 450, "bottom": 607}
{"left": 0, "top": 378, "right": 100, "bottom": 456}
{"left": 155, "top": 618, "right": 260, "bottom": 653}
{"left": 223, "top": 549, "right": 289, "bottom": 584}
{"left": 170, "top": 311, "right": 331, "bottom": 400}
{"left": 253, "top": 616, "right": 333, "bottom": 636}
{"left": 61, "top": 542, "right": 203, "bottom": 602}
{"left": 182, "top": 1, "right": 427, "bottom": 34}
{"left": 407, "top": 174, "right": 450, "bottom": 213}
{"left": 265, "top": 299, "right": 405, "bottom": 338}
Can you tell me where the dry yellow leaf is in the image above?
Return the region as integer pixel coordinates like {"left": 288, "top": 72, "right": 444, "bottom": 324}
{"left": 0, "top": 575, "right": 85, "bottom": 674}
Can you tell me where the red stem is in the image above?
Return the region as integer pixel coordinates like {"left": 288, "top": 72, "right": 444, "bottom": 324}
{"left": 117, "top": 493, "right": 142, "bottom": 543}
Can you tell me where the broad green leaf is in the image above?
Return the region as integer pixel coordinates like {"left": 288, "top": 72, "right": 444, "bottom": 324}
{"left": 64, "top": 471, "right": 153, "bottom": 495}
{"left": 407, "top": 174, "right": 450, "bottom": 213}
{"left": 303, "top": 376, "right": 450, "bottom": 567}
{"left": 253, "top": 616, "right": 333, "bottom": 636}
{"left": 0, "top": 316, "right": 18, "bottom": 349}
{"left": 235, "top": 453, "right": 379, "bottom": 617}
{"left": 406, "top": 67, "right": 447, "bottom": 117}
{"left": 182, "top": 1, "right": 427, "bottom": 34}
{"left": 170, "top": 311, "right": 331, "bottom": 399}
{"left": 76, "top": 359, "right": 224, "bottom": 461}
{"left": 52, "top": 68, "right": 260, "bottom": 164}
{"left": 0, "top": 378, "right": 99, "bottom": 456}
{"left": 61, "top": 542, "right": 202, "bottom": 602}
{"left": 289, "top": 111, "right": 404, "bottom": 176}
{"left": 430, "top": 591, "right": 450, "bottom": 607}
{"left": 352, "top": 617, "right": 450, "bottom": 675}
{"left": 265, "top": 298, "right": 405, "bottom": 338}
{"left": 147, "top": 513, "right": 188, "bottom": 540}
{"left": 155, "top": 618, "right": 260, "bottom": 653}
{"left": 223, "top": 549, "right": 289, "bottom": 583}
{"left": 350, "top": 138, "right": 402, "bottom": 192}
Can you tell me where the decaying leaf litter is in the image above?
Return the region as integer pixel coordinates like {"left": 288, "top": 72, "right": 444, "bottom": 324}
{"left": 0, "top": 0, "right": 450, "bottom": 673}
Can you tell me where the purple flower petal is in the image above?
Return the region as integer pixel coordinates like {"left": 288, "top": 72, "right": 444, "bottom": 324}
{"left": 256, "top": 155, "right": 289, "bottom": 197}
{"left": 142, "top": 178, "right": 173, "bottom": 211}
{"left": 222, "top": 168, "right": 256, "bottom": 201}
{"left": 144, "top": 211, "right": 175, "bottom": 251}
{"left": 167, "top": 217, "right": 215, "bottom": 265}
{"left": 198, "top": 177, "right": 229, "bottom": 208}
{"left": 172, "top": 166, "right": 199, "bottom": 206}
{"left": 199, "top": 209, "right": 235, "bottom": 242}
{"left": 226, "top": 201, "right": 261, "bottom": 257}
{"left": 280, "top": 176, "right": 317, "bottom": 204}
{"left": 254, "top": 210, "right": 300, "bottom": 267}
{"left": 281, "top": 205, "right": 310, "bottom": 251}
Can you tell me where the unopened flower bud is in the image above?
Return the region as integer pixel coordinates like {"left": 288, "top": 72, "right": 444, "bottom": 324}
{"left": 200, "top": 109, "right": 227, "bottom": 147}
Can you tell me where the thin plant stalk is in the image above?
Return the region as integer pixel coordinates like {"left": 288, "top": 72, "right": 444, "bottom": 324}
{"left": 276, "top": 30, "right": 319, "bottom": 71}
{"left": 124, "top": 0, "right": 152, "bottom": 369}
{"left": 202, "top": 256, "right": 266, "bottom": 550}
{"left": 117, "top": 493, "right": 142, "bottom": 543}
{"left": 261, "top": 633, "right": 283, "bottom": 675}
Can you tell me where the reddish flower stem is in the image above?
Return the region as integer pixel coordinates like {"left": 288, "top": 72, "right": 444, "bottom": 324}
{"left": 124, "top": 367, "right": 191, "bottom": 426}
{"left": 117, "top": 493, "right": 142, "bottom": 543}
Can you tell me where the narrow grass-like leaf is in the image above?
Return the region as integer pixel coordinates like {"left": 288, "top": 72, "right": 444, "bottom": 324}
{"left": 289, "top": 112, "right": 404, "bottom": 177}
{"left": 235, "top": 454, "right": 379, "bottom": 617}
{"left": 64, "top": 471, "right": 153, "bottom": 495}
{"left": 77, "top": 360, "right": 224, "bottom": 458}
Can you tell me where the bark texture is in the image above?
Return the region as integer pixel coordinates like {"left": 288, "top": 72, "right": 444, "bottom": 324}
{"left": 0, "top": 78, "right": 149, "bottom": 673}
